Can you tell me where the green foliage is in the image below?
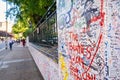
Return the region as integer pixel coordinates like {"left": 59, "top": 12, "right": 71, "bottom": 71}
{"left": 23, "top": 28, "right": 33, "bottom": 38}
{"left": 4, "top": 0, "right": 54, "bottom": 37}
{"left": 12, "top": 21, "right": 27, "bottom": 33}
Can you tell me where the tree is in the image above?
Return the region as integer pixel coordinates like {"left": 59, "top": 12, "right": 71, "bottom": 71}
{"left": 4, "top": 0, "right": 54, "bottom": 37}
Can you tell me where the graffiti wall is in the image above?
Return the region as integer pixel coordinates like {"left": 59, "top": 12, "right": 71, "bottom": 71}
{"left": 28, "top": 45, "right": 58, "bottom": 80}
{"left": 57, "top": 0, "right": 120, "bottom": 80}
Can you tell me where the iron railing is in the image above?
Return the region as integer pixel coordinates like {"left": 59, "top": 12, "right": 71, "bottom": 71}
{"left": 29, "top": 11, "right": 57, "bottom": 45}
{"left": 29, "top": 1, "right": 58, "bottom": 63}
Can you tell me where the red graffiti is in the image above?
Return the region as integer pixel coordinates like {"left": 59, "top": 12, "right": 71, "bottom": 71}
{"left": 82, "top": 0, "right": 105, "bottom": 34}
{"left": 68, "top": 42, "right": 97, "bottom": 60}
{"left": 69, "top": 31, "right": 78, "bottom": 41}
{"left": 90, "top": 12, "right": 105, "bottom": 27}
{"left": 66, "top": 0, "right": 105, "bottom": 79}
{"left": 68, "top": 42, "right": 84, "bottom": 54}
{"left": 82, "top": 72, "right": 96, "bottom": 80}
{"left": 68, "top": 31, "right": 102, "bottom": 79}
{"left": 90, "top": 0, "right": 105, "bottom": 27}
{"left": 70, "top": 55, "right": 85, "bottom": 69}
{"left": 70, "top": 63, "right": 96, "bottom": 80}
{"left": 86, "top": 34, "right": 102, "bottom": 72}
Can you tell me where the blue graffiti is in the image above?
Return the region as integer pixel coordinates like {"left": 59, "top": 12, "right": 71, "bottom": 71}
{"left": 107, "top": 33, "right": 112, "bottom": 38}
{"left": 115, "top": 48, "right": 120, "bottom": 50}
{"left": 108, "top": 24, "right": 112, "bottom": 32}
{"left": 81, "top": 0, "right": 99, "bottom": 27}
{"left": 58, "top": 0, "right": 73, "bottom": 30}
{"left": 105, "top": 41, "right": 108, "bottom": 48}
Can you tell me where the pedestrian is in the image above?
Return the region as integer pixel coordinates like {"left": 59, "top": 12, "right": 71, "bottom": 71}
{"left": 9, "top": 37, "right": 14, "bottom": 50}
{"left": 22, "top": 38, "right": 26, "bottom": 47}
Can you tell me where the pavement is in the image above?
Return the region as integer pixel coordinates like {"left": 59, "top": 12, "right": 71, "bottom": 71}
{"left": 0, "top": 44, "right": 44, "bottom": 80}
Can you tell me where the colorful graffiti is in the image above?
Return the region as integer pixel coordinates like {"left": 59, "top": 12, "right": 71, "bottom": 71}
{"left": 59, "top": 53, "right": 69, "bottom": 80}
{"left": 28, "top": 46, "right": 59, "bottom": 80}
{"left": 57, "top": 0, "right": 120, "bottom": 80}
{"left": 106, "top": 0, "right": 120, "bottom": 79}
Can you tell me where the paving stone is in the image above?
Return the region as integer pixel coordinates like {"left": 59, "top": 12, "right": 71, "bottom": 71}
{"left": 0, "top": 44, "right": 44, "bottom": 80}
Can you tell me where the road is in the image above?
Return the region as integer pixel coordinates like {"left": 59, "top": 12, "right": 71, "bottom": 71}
{"left": 0, "top": 41, "right": 6, "bottom": 50}
{"left": 0, "top": 42, "right": 5, "bottom": 50}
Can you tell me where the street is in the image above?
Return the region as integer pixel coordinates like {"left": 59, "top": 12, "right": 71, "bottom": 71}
{"left": 0, "top": 41, "right": 5, "bottom": 50}
{"left": 0, "top": 44, "right": 44, "bottom": 80}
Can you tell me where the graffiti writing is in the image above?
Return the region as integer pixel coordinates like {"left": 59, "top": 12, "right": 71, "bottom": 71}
{"left": 57, "top": 0, "right": 120, "bottom": 80}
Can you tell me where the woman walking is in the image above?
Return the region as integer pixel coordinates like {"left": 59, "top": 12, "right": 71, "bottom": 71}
{"left": 9, "top": 37, "right": 14, "bottom": 50}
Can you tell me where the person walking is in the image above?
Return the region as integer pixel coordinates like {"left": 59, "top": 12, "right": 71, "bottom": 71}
{"left": 9, "top": 37, "right": 14, "bottom": 50}
{"left": 22, "top": 39, "right": 26, "bottom": 47}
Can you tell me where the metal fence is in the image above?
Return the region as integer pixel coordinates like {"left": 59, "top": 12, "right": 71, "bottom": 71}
{"left": 29, "top": 2, "right": 58, "bottom": 63}
{"left": 29, "top": 11, "right": 57, "bottom": 46}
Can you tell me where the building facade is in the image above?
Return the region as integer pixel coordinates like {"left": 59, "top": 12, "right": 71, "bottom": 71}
{"left": 0, "top": 21, "right": 13, "bottom": 33}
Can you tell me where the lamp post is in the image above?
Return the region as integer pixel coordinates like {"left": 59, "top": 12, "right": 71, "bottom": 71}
{"left": 5, "top": 0, "right": 8, "bottom": 49}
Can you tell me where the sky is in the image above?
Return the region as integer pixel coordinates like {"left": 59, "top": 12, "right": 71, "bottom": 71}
{"left": 0, "top": 0, "right": 6, "bottom": 22}
{"left": 0, "top": 0, "right": 14, "bottom": 23}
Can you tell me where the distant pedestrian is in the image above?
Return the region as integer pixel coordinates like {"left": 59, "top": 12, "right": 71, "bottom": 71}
{"left": 9, "top": 37, "right": 14, "bottom": 50}
{"left": 22, "top": 39, "right": 26, "bottom": 47}
{"left": 16, "top": 39, "right": 20, "bottom": 44}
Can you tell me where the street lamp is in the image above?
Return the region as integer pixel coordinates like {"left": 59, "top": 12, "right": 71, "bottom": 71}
{"left": 5, "top": 0, "right": 8, "bottom": 49}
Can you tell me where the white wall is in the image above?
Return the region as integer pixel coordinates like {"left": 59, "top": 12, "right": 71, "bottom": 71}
{"left": 28, "top": 44, "right": 59, "bottom": 80}
{"left": 57, "top": 0, "right": 120, "bottom": 80}
{"left": 0, "top": 21, "right": 13, "bottom": 33}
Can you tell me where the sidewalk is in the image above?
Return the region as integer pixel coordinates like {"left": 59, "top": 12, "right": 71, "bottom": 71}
{"left": 0, "top": 44, "right": 44, "bottom": 80}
